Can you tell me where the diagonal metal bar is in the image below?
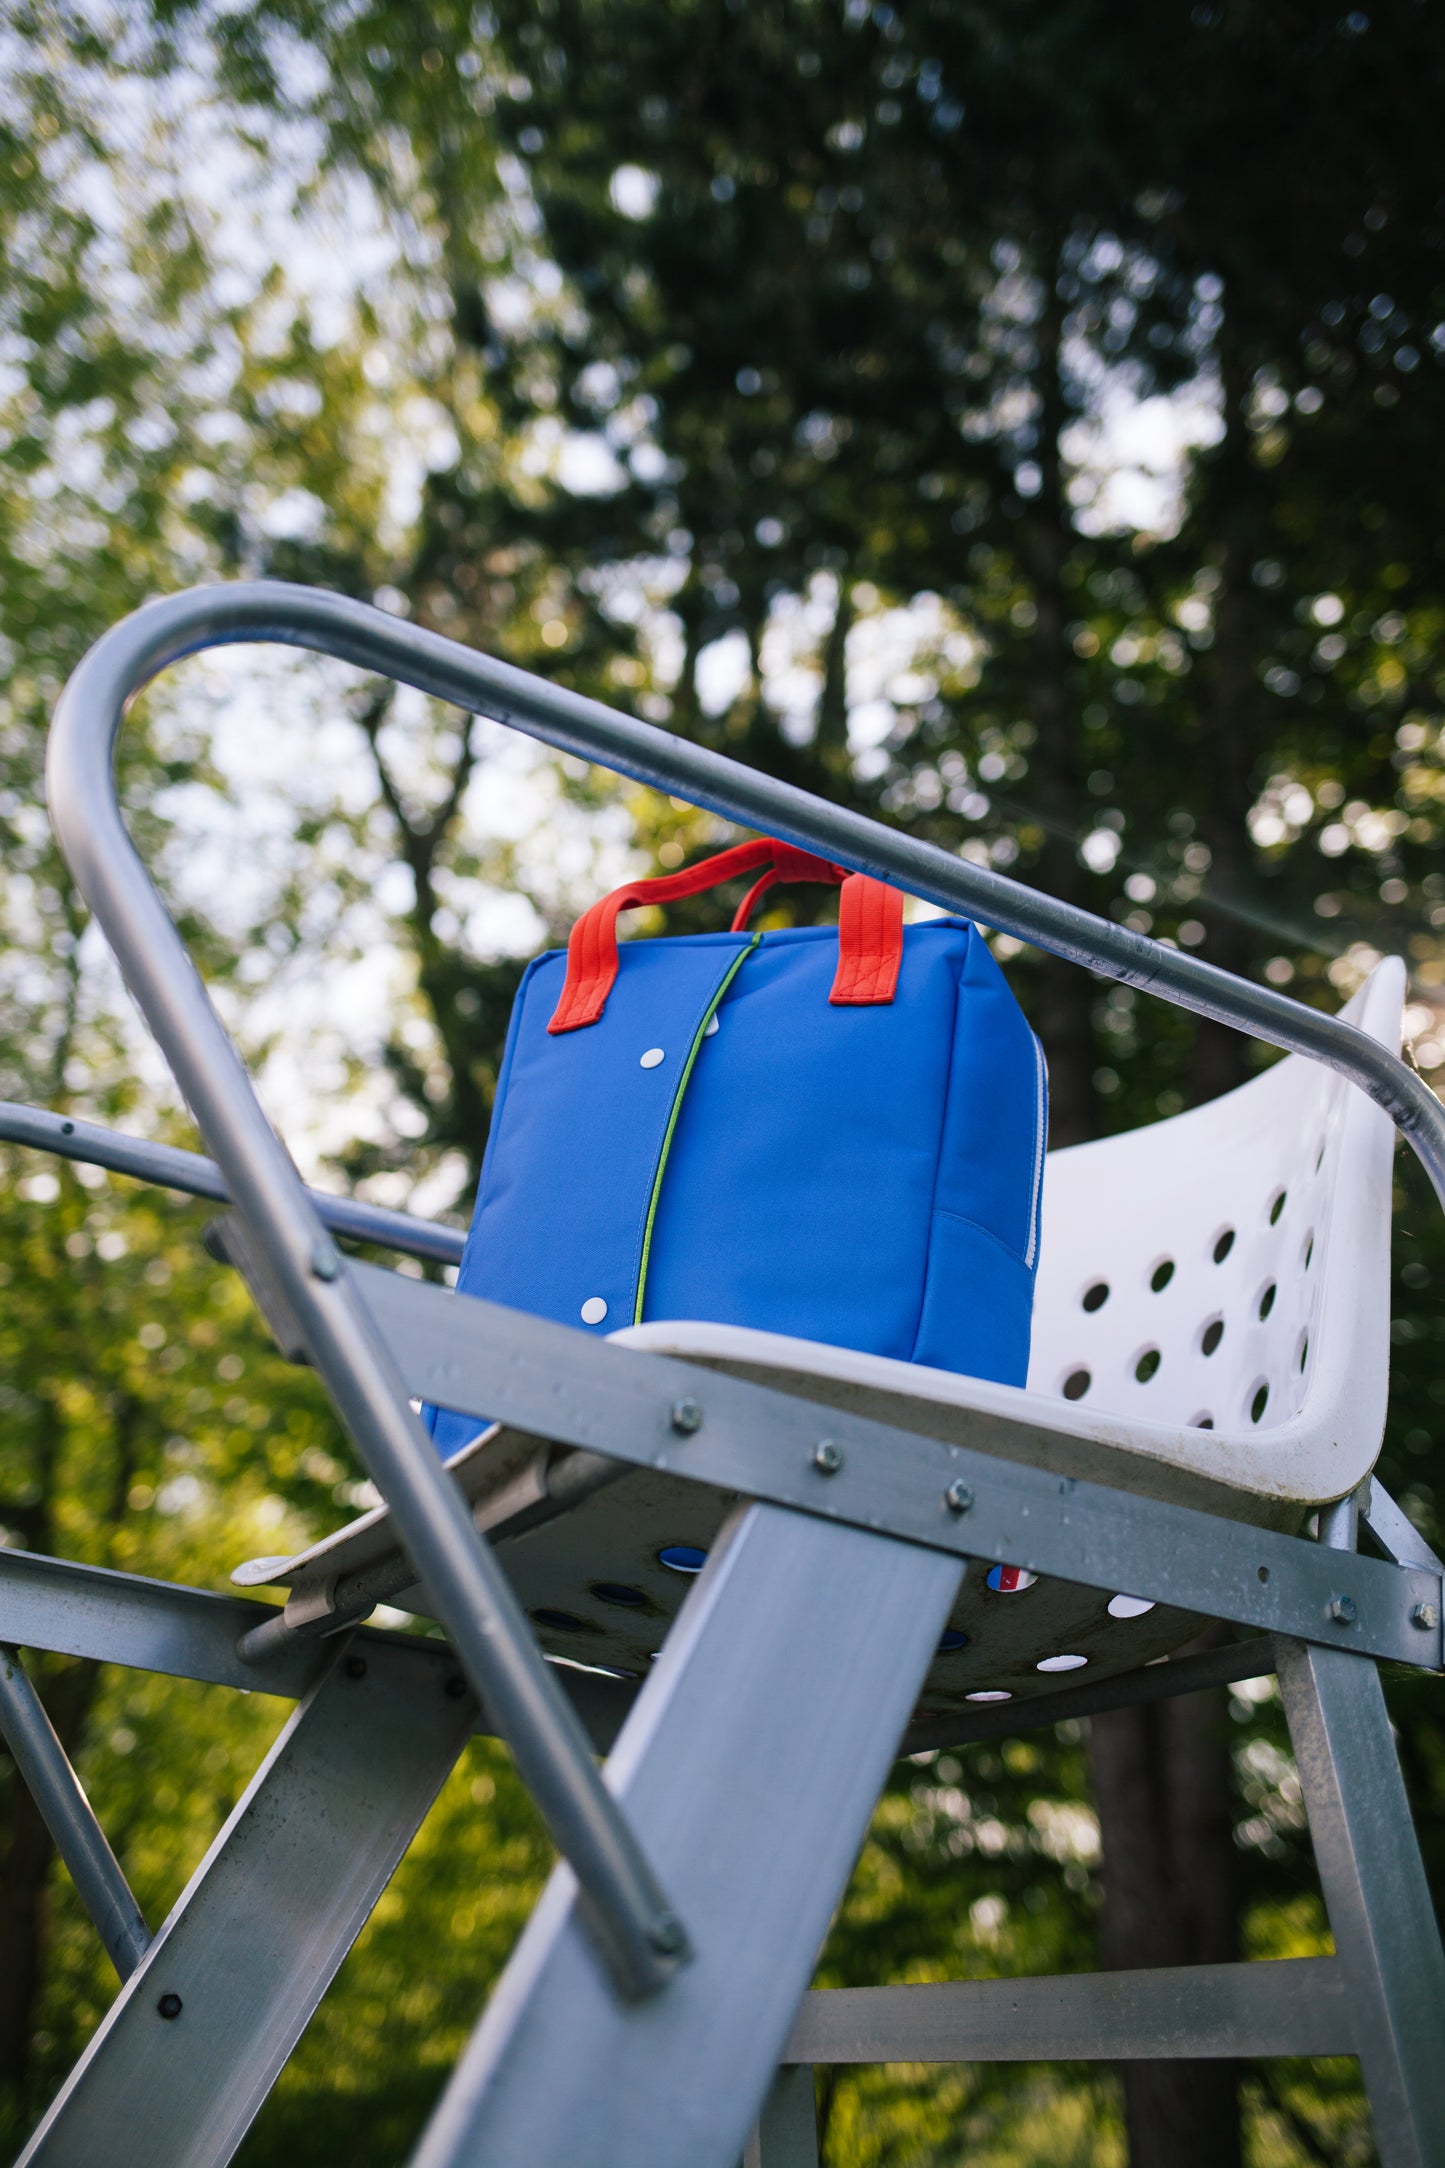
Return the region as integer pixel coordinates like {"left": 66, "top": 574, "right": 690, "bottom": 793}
{"left": 50, "top": 605, "right": 692, "bottom": 2001}
{"left": 347, "top": 1262, "right": 1442, "bottom": 1671}
{"left": 412, "top": 1503, "right": 962, "bottom": 2168}
{"left": 0, "top": 1645, "right": 150, "bottom": 1980}
{"left": 19, "top": 1638, "right": 477, "bottom": 2168}
{"left": 0, "top": 1545, "right": 637, "bottom": 1749}
{"left": 0, "top": 1100, "right": 464, "bottom": 1266}
{"left": 1363, "top": 1482, "right": 1445, "bottom": 1576}
{"left": 1277, "top": 1638, "right": 1445, "bottom": 2168}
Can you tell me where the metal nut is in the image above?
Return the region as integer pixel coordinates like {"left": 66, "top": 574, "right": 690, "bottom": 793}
{"left": 670, "top": 1398, "right": 704, "bottom": 1436}
{"left": 156, "top": 1992, "right": 183, "bottom": 2021}
{"left": 1411, "top": 1601, "right": 1439, "bottom": 1631}
{"left": 944, "top": 1479, "right": 975, "bottom": 1515}
{"left": 813, "top": 1440, "right": 843, "bottom": 1475}
{"left": 648, "top": 1911, "right": 688, "bottom": 1957}
{"left": 1327, "top": 1594, "right": 1358, "bottom": 1626}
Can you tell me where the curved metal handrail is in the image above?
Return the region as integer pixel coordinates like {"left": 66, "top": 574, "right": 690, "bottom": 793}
{"left": 50, "top": 580, "right": 1445, "bottom": 1209}
{"left": 43, "top": 578, "right": 1445, "bottom": 1996}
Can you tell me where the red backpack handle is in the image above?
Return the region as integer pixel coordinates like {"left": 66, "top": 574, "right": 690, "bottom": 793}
{"left": 547, "top": 837, "right": 904, "bottom": 1034}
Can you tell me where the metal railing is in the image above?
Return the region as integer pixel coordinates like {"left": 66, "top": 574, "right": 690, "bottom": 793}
{"left": 44, "top": 578, "right": 1445, "bottom": 1994}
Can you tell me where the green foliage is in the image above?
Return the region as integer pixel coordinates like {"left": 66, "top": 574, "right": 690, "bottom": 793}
{"left": 3, "top": 4, "right": 1445, "bottom": 2164}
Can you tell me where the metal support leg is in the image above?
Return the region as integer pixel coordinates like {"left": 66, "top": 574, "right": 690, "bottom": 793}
{"left": 1277, "top": 1637, "right": 1445, "bottom": 2168}
{"left": 0, "top": 1645, "right": 150, "bottom": 1979}
{"left": 20, "top": 1636, "right": 476, "bottom": 2168}
{"left": 412, "top": 1501, "right": 962, "bottom": 2168}
{"left": 743, "top": 2069, "right": 820, "bottom": 2168}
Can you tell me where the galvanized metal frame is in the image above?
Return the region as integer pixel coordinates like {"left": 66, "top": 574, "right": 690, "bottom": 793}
{"left": 2, "top": 577, "right": 1439, "bottom": 2164}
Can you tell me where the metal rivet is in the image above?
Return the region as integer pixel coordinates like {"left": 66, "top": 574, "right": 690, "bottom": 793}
{"left": 704, "top": 1015, "right": 719, "bottom": 1037}
{"left": 648, "top": 1911, "right": 688, "bottom": 1957}
{"left": 344, "top": 1654, "right": 368, "bottom": 1680}
{"left": 310, "top": 1239, "right": 341, "bottom": 1281}
{"left": 813, "top": 1441, "right": 843, "bottom": 1474}
{"left": 157, "top": 1992, "right": 182, "bottom": 2021}
{"left": 640, "top": 1047, "right": 665, "bottom": 1069}
{"left": 580, "top": 1296, "right": 609, "bottom": 1325}
{"left": 944, "top": 1479, "right": 974, "bottom": 1515}
{"left": 1327, "top": 1594, "right": 1357, "bottom": 1626}
{"left": 670, "top": 1398, "right": 704, "bottom": 1435}
{"left": 1411, "top": 1601, "right": 1439, "bottom": 1630}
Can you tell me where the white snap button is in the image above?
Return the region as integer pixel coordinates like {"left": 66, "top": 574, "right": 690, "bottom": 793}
{"left": 580, "top": 1297, "right": 608, "bottom": 1325}
{"left": 703, "top": 1015, "right": 719, "bottom": 1037}
{"left": 640, "top": 1047, "right": 665, "bottom": 1068}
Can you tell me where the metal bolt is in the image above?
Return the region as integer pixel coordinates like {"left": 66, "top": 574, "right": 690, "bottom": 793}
{"left": 944, "top": 1479, "right": 975, "bottom": 1515}
{"left": 647, "top": 1912, "right": 688, "bottom": 1957}
{"left": 310, "top": 1239, "right": 341, "bottom": 1282}
{"left": 813, "top": 1440, "right": 843, "bottom": 1475}
{"left": 157, "top": 1992, "right": 183, "bottom": 2021}
{"left": 1411, "top": 1601, "right": 1439, "bottom": 1631}
{"left": 444, "top": 1672, "right": 469, "bottom": 1700}
{"left": 343, "top": 1654, "right": 368, "bottom": 1680}
{"left": 670, "top": 1398, "right": 704, "bottom": 1436}
{"left": 1327, "top": 1594, "right": 1358, "bottom": 1626}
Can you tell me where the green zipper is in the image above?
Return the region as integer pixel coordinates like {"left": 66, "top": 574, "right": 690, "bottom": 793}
{"left": 633, "top": 935, "right": 759, "bottom": 1325}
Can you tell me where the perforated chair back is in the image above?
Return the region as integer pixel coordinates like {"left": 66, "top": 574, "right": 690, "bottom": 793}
{"left": 1027, "top": 958, "right": 1403, "bottom": 1506}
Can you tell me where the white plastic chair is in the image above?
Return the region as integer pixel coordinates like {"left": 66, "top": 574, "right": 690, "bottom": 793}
{"left": 246, "top": 961, "right": 1402, "bottom": 1716}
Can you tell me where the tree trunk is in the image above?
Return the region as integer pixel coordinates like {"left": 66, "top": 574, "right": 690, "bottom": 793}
{"left": 1090, "top": 1635, "right": 1241, "bottom": 2167}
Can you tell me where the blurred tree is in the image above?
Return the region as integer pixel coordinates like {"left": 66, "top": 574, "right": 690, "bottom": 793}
{"left": 5, "top": 2, "right": 1445, "bottom": 2163}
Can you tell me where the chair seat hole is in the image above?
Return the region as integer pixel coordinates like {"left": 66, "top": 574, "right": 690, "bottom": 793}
{"left": 966, "top": 1690, "right": 1012, "bottom": 1703}
{"left": 1269, "top": 1189, "right": 1287, "bottom": 1225}
{"left": 986, "top": 1565, "right": 1037, "bottom": 1594}
{"left": 658, "top": 1545, "right": 707, "bottom": 1574}
{"left": 1258, "top": 1281, "right": 1277, "bottom": 1320}
{"left": 1134, "top": 1347, "right": 1161, "bottom": 1383}
{"left": 937, "top": 1629, "right": 970, "bottom": 1654}
{"left": 1037, "top": 1653, "right": 1088, "bottom": 1673}
{"left": 1108, "top": 1594, "right": 1156, "bottom": 1619}
{"left": 1150, "top": 1259, "right": 1175, "bottom": 1293}
{"left": 1191, "top": 1412, "right": 1215, "bottom": 1429}
{"left": 1082, "top": 1281, "right": 1110, "bottom": 1313}
{"left": 1298, "top": 1332, "right": 1310, "bottom": 1372}
{"left": 532, "top": 1608, "right": 588, "bottom": 1633}
{"left": 1303, "top": 1231, "right": 1315, "bottom": 1270}
{"left": 591, "top": 1582, "right": 648, "bottom": 1607}
{"left": 1062, "top": 1368, "right": 1091, "bottom": 1401}
{"left": 1201, "top": 1318, "right": 1224, "bottom": 1356}
{"left": 1213, "top": 1228, "right": 1235, "bottom": 1263}
{"left": 1249, "top": 1382, "right": 1270, "bottom": 1424}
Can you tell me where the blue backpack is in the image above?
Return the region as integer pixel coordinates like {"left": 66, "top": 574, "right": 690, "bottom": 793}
{"left": 427, "top": 839, "right": 1046, "bottom": 1456}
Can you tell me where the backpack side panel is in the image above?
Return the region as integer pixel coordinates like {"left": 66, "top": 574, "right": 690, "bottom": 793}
{"left": 910, "top": 928, "right": 1045, "bottom": 1384}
